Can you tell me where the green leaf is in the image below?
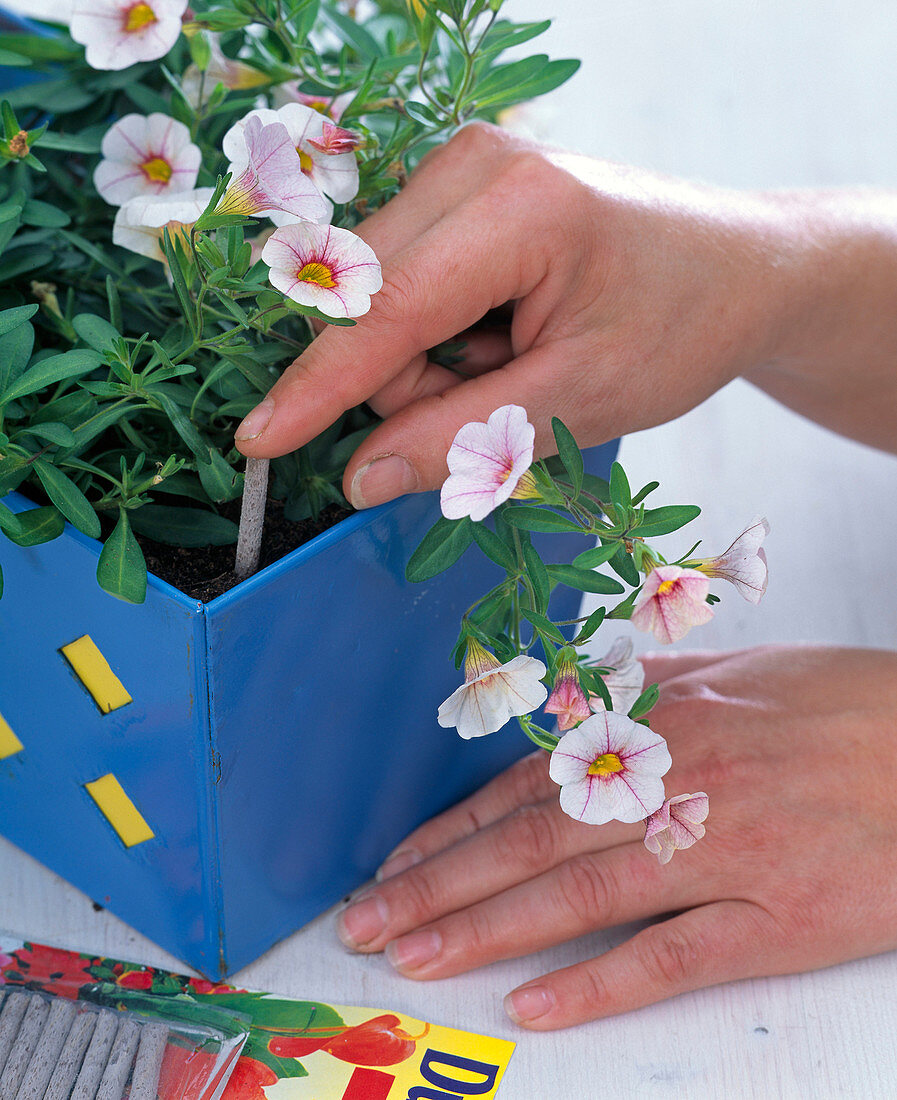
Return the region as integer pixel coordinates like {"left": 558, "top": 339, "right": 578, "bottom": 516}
{"left": 0, "top": 321, "right": 34, "bottom": 394}
{"left": 20, "top": 199, "right": 70, "bottom": 228}
{"left": 4, "top": 78, "right": 93, "bottom": 113}
{"left": 2, "top": 504, "right": 64, "bottom": 546}
{"left": 572, "top": 541, "right": 619, "bottom": 569}
{"left": 19, "top": 422, "right": 77, "bottom": 447}
{"left": 151, "top": 391, "right": 212, "bottom": 464}
{"left": 520, "top": 607, "right": 565, "bottom": 645}
{"left": 31, "top": 130, "right": 102, "bottom": 153}
{"left": 546, "top": 563, "right": 624, "bottom": 594}
{"left": 0, "top": 500, "right": 25, "bottom": 539}
{"left": 631, "top": 480, "right": 660, "bottom": 507}
{"left": 197, "top": 447, "right": 242, "bottom": 503}
{"left": 73, "top": 313, "right": 122, "bottom": 355}
{"left": 474, "top": 58, "right": 580, "bottom": 109}
{"left": 628, "top": 682, "right": 660, "bottom": 720}
{"left": 630, "top": 504, "right": 701, "bottom": 538}
{"left": 96, "top": 510, "right": 147, "bottom": 604}
{"left": 0, "top": 34, "right": 79, "bottom": 62}
{"left": 551, "top": 416, "right": 583, "bottom": 497}
{"left": 128, "top": 505, "right": 239, "bottom": 547}
{"left": 523, "top": 540, "right": 551, "bottom": 613}
{"left": 608, "top": 542, "right": 640, "bottom": 586}
{"left": 609, "top": 461, "right": 631, "bottom": 510}
{"left": 502, "top": 506, "right": 585, "bottom": 534}
{"left": 573, "top": 604, "right": 605, "bottom": 644}
{"left": 471, "top": 523, "right": 516, "bottom": 572}
{"left": 0, "top": 304, "right": 37, "bottom": 337}
{"left": 321, "top": 6, "right": 382, "bottom": 57}
{"left": 33, "top": 459, "right": 101, "bottom": 539}
{"left": 404, "top": 100, "right": 440, "bottom": 124}
{"left": 0, "top": 454, "right": 29, "bottom": 496}
{"left": 1, "top": 349, "right": 101, "bottom": 404}
{"left": 0, "top": 246, "right": 53, "bottom": 282}
{"left": 405, "top": 516, "right": 474, "bottom": 582}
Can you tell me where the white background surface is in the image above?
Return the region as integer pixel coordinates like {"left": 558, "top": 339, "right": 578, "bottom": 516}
{"left": 3, "top": 0, "right": 897, "bottom": 1097}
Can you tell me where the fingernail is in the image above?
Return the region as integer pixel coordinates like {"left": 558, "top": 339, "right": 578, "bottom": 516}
{"left": 386, "top": 930, "right": 441, "bottom": 973}
{"left": 376, "top": 848, "right": 422, "bottom": 882}
{"left": 504, "top": 985, "right": 555, "bottom": 1024}
{"left": 349, "top": 454, "right": 419, "bottom": 509}
{"left": 336, "top": 893, "right": 388, "bottom": 949}
{"left": 235, "top": 396, "right": 275, "bottom": 441}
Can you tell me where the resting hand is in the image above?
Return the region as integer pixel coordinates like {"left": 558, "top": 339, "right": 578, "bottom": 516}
{"left": 335, "top": 645, "right": 897, "bottom": 1029}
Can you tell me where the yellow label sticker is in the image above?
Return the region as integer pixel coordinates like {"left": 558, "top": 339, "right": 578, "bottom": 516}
{"left": 0, "top": 712, "right": 23, "bottom": 759}
{"left": 60, "top": 635, "right": 132, "bottom": 714}
{"left": 85, "top": 774, "right": 154, "bottom": 847}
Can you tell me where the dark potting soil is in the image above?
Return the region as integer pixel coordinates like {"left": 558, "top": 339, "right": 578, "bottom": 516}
{"left": 138, "top": 500, "right": 351, "bottom": 604}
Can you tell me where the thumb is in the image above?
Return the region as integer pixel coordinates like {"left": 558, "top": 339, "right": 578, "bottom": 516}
{"left": 342, "top": 341, "right": 588, "bottom": 509}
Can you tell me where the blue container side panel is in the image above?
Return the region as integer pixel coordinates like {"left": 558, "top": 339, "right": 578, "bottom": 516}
{"left": 0, "top": 494, "right": 220, "bottom": 971}
{"left": 205, "top": 441, "right": 619, "bottom": 976}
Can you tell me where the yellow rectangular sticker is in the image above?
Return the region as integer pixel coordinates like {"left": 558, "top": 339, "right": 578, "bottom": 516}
{"left": 0, "top": 713, "right": 23, "bottom": 759}
{"left": 85, "top": 774, "right": 154, "bottom": 847}
{"left": 60, "top": 635, "right": 132, "bottom": 714}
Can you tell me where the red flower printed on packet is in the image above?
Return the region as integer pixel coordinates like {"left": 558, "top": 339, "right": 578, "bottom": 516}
{"left": 5, "top": 944, "right": 96, "bottom": 997}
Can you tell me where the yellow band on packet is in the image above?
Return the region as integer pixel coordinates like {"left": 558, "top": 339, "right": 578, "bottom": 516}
{"left": 0, "top": 936, "right": 514, "bottom": 1100}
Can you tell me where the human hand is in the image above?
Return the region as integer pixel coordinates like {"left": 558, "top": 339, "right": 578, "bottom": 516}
{"left": 235, "top": 123, "right": 805, "bottom": 503}
{"left": 334, "top": 645, "right": 897, "bottom": 1029}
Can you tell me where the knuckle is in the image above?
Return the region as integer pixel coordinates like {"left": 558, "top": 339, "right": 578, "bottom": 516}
{"left": 496, "top": 804, "right": 560, "bottom": 872}
{"left": 632, "top": 926, "right": 702, "bottom": 989}
{"left": 449, "top": 119, "right": 503, "bottom": 156}
{"left": 508, "top": 751, "right": 552, "bottom": 805}
{"left": 554, "top": 855, "right": 618, "bottom": 926}
{"left": 375, "top": 263, "right": 421, "bottom": 323}
{"left": 394, "top": 866, "right": 442, "bottom": 924}
{"left": 458, "top": 903, "right": 497, "bottom": 957}
{"left": 574, "top": 965, "right": 614, "bottom": 1016}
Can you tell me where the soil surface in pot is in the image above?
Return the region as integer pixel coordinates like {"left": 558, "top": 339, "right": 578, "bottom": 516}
{"left": 139, "top": 500, "right": 350, "bottom": 603}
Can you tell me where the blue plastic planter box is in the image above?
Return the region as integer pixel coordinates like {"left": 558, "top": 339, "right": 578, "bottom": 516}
{"left": 0, "top": 441, "right": 617, "bottom": 977}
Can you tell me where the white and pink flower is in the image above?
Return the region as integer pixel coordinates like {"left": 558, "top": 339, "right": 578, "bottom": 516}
{"left": 688, "top": 516, "right": 770, "bottom": 604}
{"left": 262, "top": 222, "right": 382, "bottom": 319}
{"left": 94, "top": 114, "right": 201, "bottom": 206}
{"left": 437, "top": 639, "right": 547, "bottom": 740}
{"left": 217, "top": 116, "right": 330, "bottom": 222}
{"left": 113, "top": 187, "right": 214, "bottom": 262}
{"left": 545, "top": 658, "right": 591, "bottom": 731}
{"left": 271, "top": 85, "right": 355, "bottom": 122}
{"left": 440, "top": 405, "right": 538, "bottom": 522}
{"left": 71, "top": 0, "right": 187, "bottom": 71}
{"left": 644, "top": 792, "right": 709, "bottom": 864}
{"left": 223, "top": 104, "right": 359, "bottom": 224}
{"left": 549, "top": 710, "right": 671, "bottom": 825}
{"left": 630, "top": 565, "right": 714, "bottom": 645}
{"left": 589, "top": 637, "right": 646, "bottom": 716}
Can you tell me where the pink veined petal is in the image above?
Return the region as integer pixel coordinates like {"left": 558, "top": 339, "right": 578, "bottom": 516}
{"left": 308, "top": 150, "right": 359, "bottom": 203}
{"left": 440, "top": 473, "right": 504, "bottom": 522}
{"left": 446, "top": 419, "right": 515, "bottom": 478}
{"left": 558, "top": 776, "right": 601, "bottom": 823}
{"left": 669, "top": 792, "right": 710, "bottom": 825}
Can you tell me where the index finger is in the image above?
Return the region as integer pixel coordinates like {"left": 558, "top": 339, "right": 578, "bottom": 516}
{"left": 234, "top": 186, "right": 550, "bottom": 458}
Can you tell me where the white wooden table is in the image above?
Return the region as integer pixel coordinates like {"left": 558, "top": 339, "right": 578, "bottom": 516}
{"left": 5, "top": 0, "right": 897, "bottom": 1094}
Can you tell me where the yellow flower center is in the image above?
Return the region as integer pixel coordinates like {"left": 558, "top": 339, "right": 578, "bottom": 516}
{"left": 297, "top": 148, "right": 314, "bottom": 174}
{"left": 297, "top": 261, "right": 336, "bottom": 288}
{"left": 141, "top": 156, "right": 172, "bottom": 183}
{"left": 587, "top": 753, "right": 624, "bottom": 776}
{"left": 657, "top": 578, "right": 677, "bottom": 596}
{"left": 124, "top": 2, "right": 157, "bottom": 32}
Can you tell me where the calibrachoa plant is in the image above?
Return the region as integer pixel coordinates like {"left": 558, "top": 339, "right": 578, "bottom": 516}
{"left": 0, "top": 0, "right": 580, "bottom": 601}
{"left": 408, "top": 405, "right": 769, "bottom": 862}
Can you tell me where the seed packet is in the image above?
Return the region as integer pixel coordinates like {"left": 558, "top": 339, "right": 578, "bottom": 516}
{"left": 0, "top": 937, "right": 514, "bottom": 1100}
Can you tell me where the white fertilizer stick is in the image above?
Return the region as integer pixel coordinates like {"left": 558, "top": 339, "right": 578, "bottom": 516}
{"left": 0, "top": 996, "right": 49, "bottom": 1100}
{"left": 16, "top": 998, "right": 76, "bottom": 1100}
{"left": 128, "top": 1023, "right": 168, "bottom": 1100}
{"left": 0, "top": 994, "right": 30, "bottom": 1079}
{"left": 95, "top": 1020, "right": 139, "bottom": 1100}
{"left": 69, "top": 1012, "right": 117, "bottom": 1100}
{"left": 234, "top": 456, "right": 269, "bottom": 579}
{"left": 43, "top": 1012, "right": 97, "bottom": 1100}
